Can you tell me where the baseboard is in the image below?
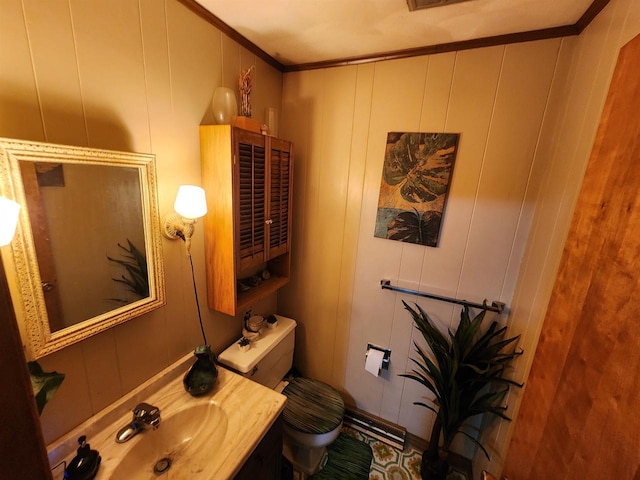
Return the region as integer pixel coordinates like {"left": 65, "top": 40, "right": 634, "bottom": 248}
{"left": 406, "top": 431, "right": 429, "bottom": 451}
{"left": 343, "top": 405, "right": 407, "bottom": 450}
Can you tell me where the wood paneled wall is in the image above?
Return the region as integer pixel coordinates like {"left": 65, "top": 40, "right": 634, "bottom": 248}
{"left": 279, "top": 38, "right": 562, "bottom": 459}
{"left": 0, "top": 0, "right": 282, "bottom": 444}
{"left": 279, "top": 1, "right": 640, "bottom": 475}
{"left": 503, "top": 32, "right": 640, "bottom": 480}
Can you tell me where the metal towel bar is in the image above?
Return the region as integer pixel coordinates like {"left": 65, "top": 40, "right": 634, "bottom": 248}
{"left": 380, "top": 279, "right": 506, "bottom": 314}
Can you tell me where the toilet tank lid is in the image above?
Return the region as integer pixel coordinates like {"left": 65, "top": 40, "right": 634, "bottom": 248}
{"left": 218, "top": 315, "right": 296, "bottom": 374}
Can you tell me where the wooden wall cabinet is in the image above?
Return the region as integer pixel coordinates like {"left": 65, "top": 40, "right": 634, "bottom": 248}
{"left": 200, "top": 125, "right": 293, "bottom": 316}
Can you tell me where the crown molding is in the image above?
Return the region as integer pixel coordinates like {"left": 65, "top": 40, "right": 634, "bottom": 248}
{"left": 177, "top": 0, "right": 610, "bottom": 73}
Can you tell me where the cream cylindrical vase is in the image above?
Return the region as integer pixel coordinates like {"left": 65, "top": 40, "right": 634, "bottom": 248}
{"left": 265, "top": 107, "right": 279, "bottom": 137}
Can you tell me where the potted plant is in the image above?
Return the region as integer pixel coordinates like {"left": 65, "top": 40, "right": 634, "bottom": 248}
{"left": 107, "top": 239, "right": 149, "bottom": 302}
{"left": 400, "top": 301, "right": 522, "bottom": 480}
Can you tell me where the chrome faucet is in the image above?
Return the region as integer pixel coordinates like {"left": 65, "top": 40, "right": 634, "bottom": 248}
{"left": 115, "top": 402, "right": 161, "bottom": 443}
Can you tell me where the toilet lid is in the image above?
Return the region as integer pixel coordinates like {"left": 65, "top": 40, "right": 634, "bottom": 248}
{"left": 282, "top": 377, "right": 345, "bottom": 435}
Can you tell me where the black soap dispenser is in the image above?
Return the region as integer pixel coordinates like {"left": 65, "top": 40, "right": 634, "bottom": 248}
{"left": 64, "top": 435, "right": 101, "bottom": 480}
{"left": 183, "top": 344, "right": 219, "bottom": 396}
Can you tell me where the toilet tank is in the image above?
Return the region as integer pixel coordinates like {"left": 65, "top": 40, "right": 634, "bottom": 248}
{"left": 218, "top": 315, "right": 296, "bottom": 389}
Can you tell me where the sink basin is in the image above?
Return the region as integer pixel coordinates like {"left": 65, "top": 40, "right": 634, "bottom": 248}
{"left": 111, "top": 400, "right": 228, "bottom": 479}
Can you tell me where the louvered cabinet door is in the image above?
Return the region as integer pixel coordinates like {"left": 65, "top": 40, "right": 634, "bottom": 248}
{"left": 266, "top": 137, "right": 292, "bottom": 259}
{"left": 235, "top": 130, "right": 267, "bottom": 272}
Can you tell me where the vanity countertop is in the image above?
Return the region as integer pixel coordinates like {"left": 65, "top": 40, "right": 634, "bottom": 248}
{"left": 47, "top": 353, "right": 287, "bottom": 479}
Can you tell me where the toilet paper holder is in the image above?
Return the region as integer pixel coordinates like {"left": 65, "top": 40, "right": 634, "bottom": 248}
{"left": 366, "top": 343, "right": 391, "bottom": 370}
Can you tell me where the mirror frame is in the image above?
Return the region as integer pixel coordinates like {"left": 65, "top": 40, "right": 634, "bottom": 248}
{"left": 0, "top": 137, "right": 165, "bottom": 359}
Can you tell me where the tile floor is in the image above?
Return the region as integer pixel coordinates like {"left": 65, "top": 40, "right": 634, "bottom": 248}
{"left": 342, "top": 427, "right": 422, "bottom": 480}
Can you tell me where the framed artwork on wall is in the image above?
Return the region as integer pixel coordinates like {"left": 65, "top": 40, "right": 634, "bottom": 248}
{"left": 374, "top": 132, "right": 460, "bottom": 247}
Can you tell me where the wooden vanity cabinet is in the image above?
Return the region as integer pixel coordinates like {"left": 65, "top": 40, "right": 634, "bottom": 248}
{"left": 234, "top": 415, "right": 283, "bottom": 480}
{"left": 200, "top": 125, "right": 293, "bottom": 316}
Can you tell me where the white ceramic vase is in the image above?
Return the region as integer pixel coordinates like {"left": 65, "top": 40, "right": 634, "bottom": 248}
{"left": 212, "top": 87, "right": 238, "bottom": 125}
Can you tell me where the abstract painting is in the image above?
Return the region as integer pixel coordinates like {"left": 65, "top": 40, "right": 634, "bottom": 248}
{"left": 374, "top": 132, "right": 460, "bottom": 247}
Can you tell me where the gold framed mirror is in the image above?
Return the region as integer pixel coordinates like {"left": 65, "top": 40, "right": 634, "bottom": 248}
{"left": 0, "top": 138, "right": 165, "bottom": 359}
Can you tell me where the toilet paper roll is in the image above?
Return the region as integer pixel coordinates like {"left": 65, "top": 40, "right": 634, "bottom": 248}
{"left": 365, "top": 348, "right": 385, "bottom": 377}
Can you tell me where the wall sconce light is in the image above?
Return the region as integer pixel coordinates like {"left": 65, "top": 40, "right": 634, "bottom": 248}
{"left": 162, "top": 185, "right": 207, "bottom": 255}
{"left": 162, "top": 185, "right": 218, "bottom": 396}
{"left": 0, "top": 196, "right": 21, "bottom": 247}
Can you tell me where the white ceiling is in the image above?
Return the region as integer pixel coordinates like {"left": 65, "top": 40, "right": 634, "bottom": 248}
{"left": 195, "top": 0, "right": 595, "bottom": 66}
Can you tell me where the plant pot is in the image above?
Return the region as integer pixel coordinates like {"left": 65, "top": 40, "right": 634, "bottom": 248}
{"left": 420, "top": 449, "right": 449, "bottom": 480}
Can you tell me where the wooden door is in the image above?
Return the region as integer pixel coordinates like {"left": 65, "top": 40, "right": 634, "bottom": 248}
{"left": 0, "top": 261, "right": 53, "bottom": 479}
{"left": 503, "top": 33, "right": 640, "bottom": 479}
{"left": 19, "top": 162, "right": 65, "bottom": 331}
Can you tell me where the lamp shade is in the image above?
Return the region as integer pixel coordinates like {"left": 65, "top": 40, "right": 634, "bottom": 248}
{"left": 174, "top": 185, "right": 207, "bottom": 220}
{"left": 0, "top": 196, "right": 20, "bottom": 246}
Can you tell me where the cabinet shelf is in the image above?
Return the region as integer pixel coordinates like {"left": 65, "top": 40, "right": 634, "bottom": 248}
{"left": 237, "top": 275, "right": 290, "bottom": 313}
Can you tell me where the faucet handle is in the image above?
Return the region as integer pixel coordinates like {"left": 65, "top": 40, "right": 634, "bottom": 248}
{"left": 133, "top": 402, "right": 161, "bottom": 428}
{"left": 133, "top": 402, "right": 159, "bottom": 417}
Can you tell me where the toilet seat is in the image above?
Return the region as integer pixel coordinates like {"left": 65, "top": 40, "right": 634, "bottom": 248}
{"left": 282, "top": 377, "right": 345, "bottom": 435}
{"left": 281, "top": 377, "right": 345, "bottom": 474}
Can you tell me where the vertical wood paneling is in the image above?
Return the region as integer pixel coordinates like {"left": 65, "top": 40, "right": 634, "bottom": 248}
{"left": 621, "top": 0, "right": 640, "bottom": 45}
{"left": 67, "top": 0, "right": 169, "bottom": 396}
{"left": 401, "top": 49, "right": 508, "bottom": 442}
{"left": 419, "top": 52, "right": 456, "bottom": 131}
{"left": 22, "top": 0, "right": 86, "bottom": 146}
{"left": 296, "top": 68, "right": 326, "bottom": 349}
{"left": 458, "top": 40, "right": 561, "bottom": 302}
{"left": 252, "top": 55, "right": 283, "bottom": 125}
{"left": 504, "top": 30, "right": 640, "bottom": 479}
{"left": 384, "top": 53, "right": 454, "bottom": 426}
{"left": 70, "top": 0, "right": 150, "bottom": 151}
{"left": 395, "top": 52, "right": 453, "bottom": 437}
{"left": 498, "top": 39, "right": 580, "bottom": 412}
{"left": 79, "top": 330, "right": 122, "bottom": 414}
{"left": 311, "top": 66, "right": 358, "bottom": 384}
{"left": 0, "top": 0, "right": 283, "bottom": 443}
{"left": 221, "top": 33, "right": 240, "bottom": 89}
{"left": 0, "top": 0, "right": 44, "bottom": 140}
{"left": 494, "top": 0, "right": 640, "bottom": 476}
{"left": 139, "top": 0, "right": 192, "bottom": 365}
{"left": 296, "top": 70, "right": 327, "bottom": 378}
{"left": 280, "top": 38, "right": 565, "bottom": 469}
{"left": 288, "top": 65, "right": 359, "bottom": 383}
{"left": 344, "top": 57, "right": 428, "bottom": 415}
{"left": 279, "top": 70, "right": 311, "bottom": 328}
{"left": 164, "top": 1, "right": 237, "bottom": 382}
{"left": 470, "top": 38, "right": 566, "bottom": 465}
{"left": 38, "top": 343, "right": 93, "bottom": 443}
{"left": 139, "top": 0, "right": 173, "bottom": 156}
{"left": 332, "top": 63, "right": 375, "bottom": 389}
{"left": 419, "top": 47, "right": 503, "bottom": 297}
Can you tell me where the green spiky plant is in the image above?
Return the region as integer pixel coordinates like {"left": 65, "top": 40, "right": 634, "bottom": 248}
{"left": 400, "top": 301, "right": 522, "bottom": 479}
{"left": 107, "top": 239, "right": 149, "bottom": 303}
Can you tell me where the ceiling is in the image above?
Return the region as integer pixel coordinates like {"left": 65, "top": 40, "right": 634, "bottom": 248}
{"left": 194, "top": 0, "right": 599, "bottom": 67}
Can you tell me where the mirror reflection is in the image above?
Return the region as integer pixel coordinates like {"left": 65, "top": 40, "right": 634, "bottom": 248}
{"left": 0, "top": 138, "right": 165, "bottom": 359}
{"left": 21, "top": 162, "right": 146, "bottom": 331}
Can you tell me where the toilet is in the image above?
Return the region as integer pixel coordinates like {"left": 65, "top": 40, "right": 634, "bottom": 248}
{"left": 218, "top": 315, "right": 345, "bottom": 476}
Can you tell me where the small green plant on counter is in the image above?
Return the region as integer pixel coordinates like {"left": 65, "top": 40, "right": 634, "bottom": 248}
{"left": 107, "top": 239, "right": 149, "bottom": 303}
{"left": 400, "top": 301, "right": 523, "bottom": 479}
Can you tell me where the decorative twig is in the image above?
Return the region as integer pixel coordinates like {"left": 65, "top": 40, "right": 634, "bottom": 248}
{"left": 239, "top": 65, "right": 255, "bottom": 117}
